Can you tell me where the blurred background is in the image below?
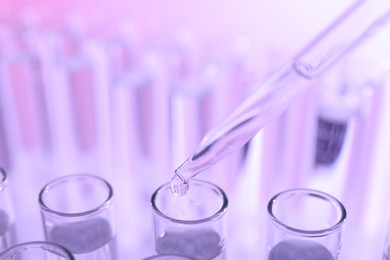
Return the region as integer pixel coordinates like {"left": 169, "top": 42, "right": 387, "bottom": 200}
{"left": 1, "top": 0, "right": 390, "bottom": 258}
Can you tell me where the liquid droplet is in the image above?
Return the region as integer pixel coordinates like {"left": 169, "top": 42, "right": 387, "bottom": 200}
{"left": 170, "top": 173, "right": 189, "bottom": 196}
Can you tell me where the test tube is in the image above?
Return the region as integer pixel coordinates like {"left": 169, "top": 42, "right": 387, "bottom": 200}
{"left": 0, "top": 168, "right": 17, "bottom": 252}
{"left": 107, "top": 34, "right": 156, "bottom": 258}
{"left": 169, "top": 80, "right": 212, "bottom": 174}
{"left": 108, "top": 34, "right": 153, "bottom": 179}
{"left": 0, "top": 18, "right": 51, "bottom": 169}
{"left": 0, "top": 241, "right": 75, "bottom": 259}
{"left": 266, "top": 188, "right": 347, "bottom": 260}
{"left": 383, "top": 215, "right": 390, "bottom": 260}
{"left": 42, "top": 14, "right": 107, "bottom": 174}
{"left": 151, "top": 179, "right": 228, "bottom": 260}
{"left": 0, "top": 111, "right": 10, "bottom": 169}
{"left": 143, "top": 48, "right": 175, "bottom": 185}
{"left": 38, "top": 174, "right": 117, "bottom": 259}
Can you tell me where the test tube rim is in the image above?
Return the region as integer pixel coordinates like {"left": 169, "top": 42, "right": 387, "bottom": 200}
{"left": 151, "top": 179, "right": 228, "bottom": 225}
{"left": 0, "top": 241, "right": 75, "bottom": 259}
{"left": 38, "top": 173, "right": 114, "bottom": 218}
{"left": 267, "top": 188, "right": 347, "bottom": 237}
{"left": 142, "top": 253, "right": 197, "bottom": 260}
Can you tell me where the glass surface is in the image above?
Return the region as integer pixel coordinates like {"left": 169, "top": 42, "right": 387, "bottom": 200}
{"left": 38, "top": 174, "right": 116, "bottom": 259}
{"left": 151, "top": 179, "right": 228, "bottom": 260}
{"left": 266, "top": 188, "right": 347, "bottom": 260}
{"left": 0, "top": 241, "right": 75, "bottom": 259}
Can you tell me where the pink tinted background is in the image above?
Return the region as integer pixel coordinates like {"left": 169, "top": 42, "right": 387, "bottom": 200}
{"left": 2, "top": 0, "right": 390, "bottom": 259}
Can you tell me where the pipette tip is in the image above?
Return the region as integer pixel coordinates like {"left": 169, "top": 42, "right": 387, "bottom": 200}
{"left": 170, "top": 172, "right": 189, "bottom": 196}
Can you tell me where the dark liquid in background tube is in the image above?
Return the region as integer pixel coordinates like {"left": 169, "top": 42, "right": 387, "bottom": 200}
{"left": 315, "top": 118, "right": 348, "bottom": 166}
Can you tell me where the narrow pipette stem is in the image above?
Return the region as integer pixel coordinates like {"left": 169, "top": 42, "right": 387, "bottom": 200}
{"left": 171, "top": 0, "right": 390, "bottom": 194}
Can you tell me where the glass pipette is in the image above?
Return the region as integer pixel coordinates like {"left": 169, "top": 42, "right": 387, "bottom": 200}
{"left": 170, "top": 0, "right": 390, "bottom": 196}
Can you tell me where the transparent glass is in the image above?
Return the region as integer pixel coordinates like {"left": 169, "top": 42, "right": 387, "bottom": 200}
{"left": 0, "top": 168, "right": 17, "bottom": 252}
{"left": 0, "top": 241, "right": 75, "bottom": 259}
{"left": 142, "top": 254, "right": 196, "bottom": 260}
{"left": 151, "top": 179, "right": 228, "bottom": 260}
{"left": 266, "top": 188, "right": 347, "bottom": 260}
{"left": 383, "top": 217, "right": 390, "bottom": 259}
{"left": 38, "top": 174, "right": 117, "bottom": 259}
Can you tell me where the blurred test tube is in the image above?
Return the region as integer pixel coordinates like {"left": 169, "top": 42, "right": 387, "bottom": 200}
{"left": 141, "top": 46, "right": 176, "bottom": 190}
{"left": 170, "top": 78, "right": 213, "bottom": 173}
{"left": 311, "top": 48, "right": 390, "bottom": 259}
{"left": 106, "top": 23, "right": 156, "bottom": 258}
{"left": 0, "top": 11, "right": 52, "bottom": 170}
{"left": 196, "top": 37, "right": 254, "bottom": 193}
{"left": 168, "top": 29, "right": 212, "bottom": 171}
{"left": 42, "top": 13, "right": 113, "bottom": 176}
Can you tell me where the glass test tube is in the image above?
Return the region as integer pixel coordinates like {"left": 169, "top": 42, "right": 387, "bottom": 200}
{"left": 0, "top": 106, "right": 10, "bottom": 169}
{"left": 169, "top": 80, "right": 212, "bottom": 176}
{"left": 45, "top": 15, "right": 100, "bottom": 174}
{"left": 108, "top": 37, "right": 152, "bottom": 180}
{"left": 266, "top": 188, "right": 347, "bottom": 260}
{"left": 143, "top": 48, "right": 174, "bottom": 185}
{"left": 198, "top": 53, "right": 249, "bottom": 193}
{"left": 169, "top": 30, "right": 211, "bottom": 170}
{"left": 0, "top": 19, "right": 51, "bottom": 169}
{"left": 38, "top": 174, "right": 117, "bottom": 259}
{"left": 107, "top": 36, "right": 156, "bottom": 259}
{"left": 82, "top": 38, "right": 114, "bottom": 177}
{"left": 0, "top": 168, "right": 17, "bottom": 252}
{"left": 151, "top": 179, "right": 228, "bottom": 260}
{"left": 383, "top": 216, "right": 390, "bottom": 260}
{"left": 0, "top": 241, "right": 75, "bottom": 259}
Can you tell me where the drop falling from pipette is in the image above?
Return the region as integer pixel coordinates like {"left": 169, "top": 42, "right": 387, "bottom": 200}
{"left": 170, "top": 172, "right": 189, "bottom": 196}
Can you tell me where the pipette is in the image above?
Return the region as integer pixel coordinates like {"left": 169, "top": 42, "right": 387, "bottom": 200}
{"left": 170, "top": 0, "right": 390, "bottom": 196}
